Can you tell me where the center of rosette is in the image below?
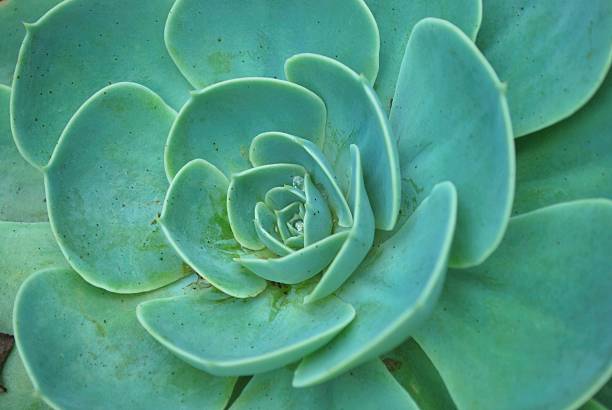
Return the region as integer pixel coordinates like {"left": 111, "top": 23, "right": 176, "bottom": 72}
{"left": 225, "top": 131, "right": 375, "bottom": 301}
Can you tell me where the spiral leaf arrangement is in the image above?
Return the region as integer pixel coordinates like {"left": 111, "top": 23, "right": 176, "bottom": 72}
{"left": 0, "top": 0, "right": 611, "bottom": 409}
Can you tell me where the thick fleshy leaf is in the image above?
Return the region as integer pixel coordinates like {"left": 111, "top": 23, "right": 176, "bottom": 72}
{"left": 137, "top": 288, "right": 355, "bottom": 376}
{"left": 14, "top": 268, "right": 235, "bottom": 409}
{"left": 11, "top": 0, "right": 191, "bottom": 168}
{"left": 286, "top": 53, "right": 401, "bottom": 231}
{"left": 254, "top": 203, "right": 293, "bottom": 257}
{"left": 305, "top": 145, "right": 374, "bottom": 303}
{"left": 381, "top": 338, "right": 457, "bottom": 410}
{"left": 165, "top": 0, "right": 379, "bottom": 88}
{"left": 165, "top": 78, "right": 326, "bottom": 180}
{"left": 237, "top": 231, "right": 349, "bottom": 284}
{"left": 294, "top": 181, "right": 457, "bottom": 387}
{"left": 265, "top": 187, "right": 305, "bottom": 210}
{"left": 0, "top": 85, "right": 46, "bottom": 221}
{"left": 275, "top": 202, "right": 303, "bottom": 244}
{"left": 250, "top": 132, "right": 351, "bottom": 227}
{"left": 0, "top": 0, "right": 63, "bottom": 85}
{"left": 0, "top": 347, "right": 49, "bottom": 409}
{"left": 364, "top": 0, "right": 482, "bottom": 111}
{"left": 45, "top": 83, "right": 185, "bottom": 293}
{"left": 302, "top": 174, "right": 332, "bottom": 246}
{"left": 228, "top": 164, "right": 305, "bottom": 250}
{"left": 160, "top": 159, "right": 266, "bottom": 298}
{"left": 477, "top": 1, "right": 612, "bottom": 137}
{"left": 390, "top": 18, "right": 514, "bottom": 268}
{"left": 0, "top": 222, "right": 67, "bottom": 333}
{"left": 231, "top": 361, "right": 417, "bottom": 410}
{"left": 414, "top": 199, "right": 612, "bottom": 410}
{"left": 514, "top": 72, "right": 612, "bottom": 215}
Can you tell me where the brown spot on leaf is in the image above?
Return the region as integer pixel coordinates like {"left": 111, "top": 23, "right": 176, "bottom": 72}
{"left": 0, "top": 333, "right": 15, "bottom": 393}
{"left": 383, "top": 357, "right": 402, "bottom": 372}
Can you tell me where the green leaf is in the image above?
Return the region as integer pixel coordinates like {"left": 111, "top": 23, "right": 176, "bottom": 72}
{"left": 302, "top": 175, "right": 333, "bottom": 246}
{"left": 10, "top": 0, "right": 191, "bottom": 168}
{"left": 137, "top": 288, "right": 355, "bottom": 376}
{"left": 294, "top": 181, "right": 457, "bottom": 387}
{"left": 250, "top": 131, "right": 351, "bottom": 228}
{"left": 581, "top": 400, "right": 608, "bottom": 410}
{"left": 0, "top": 222, "right": 67, "bottom": 333}
{"left": 305, "top": 144, "right": 374, "bottom": 304}
{"left": 231, "top": 361, "right": 417, "bottom": 410}
{"left": 381, "top": 338, "right": 457, "bottom": 410}
{"left": 165, "top": 0, "right": 379, "bottom": 88}
{"left": 514, "top": 72, "right": 612, "bottom": 215}
{"left": 0, "top": 0, "right": 63, "bottom": 85}
{"left": 14, "top": 268, "right": 235, "bottom": 409}
{"left": 45, "top": 83, "right": 185, "bottom": 293}
{"left": 477, "top": 0, "right": 612, "bottom": 137}
{"left": 165, "top": 78, "right": 326, "bottom": 180}
{"left": 414, "top": 199, "right": 612, "bottom": 410}
{"left": 286, "top": 53, "right": 401, "bottom": 231}
{"left": 390, "top": 18, "right": 514, "bottom": 268}
{"left": 160, "top": 159, "right": 266, "bottom": 298}
{"left": 254, "top": 202, "right": 293, "bottom": 257}
{"left": 364, "top": 0, "right": 482, "bottom": 111}
{"left": 595, "top": 378, "right": 612, "bottom": 408}
{"left": 0, "top": 346, "right": 50, "bottom": 410}
{"left": 0, "top": 85, "right": 46, "bottom": 221}
{"left": 236, "top": 232, "right": 349, "bottom": 285}
{"left": 228, "top": 164, "right": 305, "bottom": 250}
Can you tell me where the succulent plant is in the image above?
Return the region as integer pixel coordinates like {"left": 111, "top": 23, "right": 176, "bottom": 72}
{"left": 1, "top": 0, "right": 611, "bottom": 409}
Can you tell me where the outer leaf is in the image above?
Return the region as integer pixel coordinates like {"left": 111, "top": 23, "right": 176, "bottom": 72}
{"left": 0, "top": 0, "right": 63, "bottom": 85}
{"left": 390, "top": 18, "right": 514, "bottom": 268}
{"left": 0, "top": 85, "right": 46, "bottom": 221}
{"left": 514, "top": 72, "right": 612, "bottom": 215}
{"left": 364, "top": 0, "right": 482, "bottom": 111}
{"left": 160, "top": 159, "right": 266, "bottom": 298}
{"left": 11, "top": 0, "right": 192, "bottom": 168}
{"left": 165, "top": 0, "right": 379, "bottom": 88}
{"left": 0, "top": 348, "right": 49, "bottom": 410}
{"left": 286, "top": 54, "right": 401, "bottom": 230}
{"left": 137, "top": 288, "right": 355, "bottom": 376}
{"left": 231, "top": 361, "right": 417, "bottom": 410}
{"left": 165, "top": 78, "right": 326, "bottom": 180}
{"left": 14, "top": 268, "right": 236, "bottom": 410}
{"left": 0, "top": 222, "right": 67, "bottom": 333}
{"left": 415, "top": 199, "right": 612, "bottom": 410}
{"left": 294, "top": 181, "right": 457, "bottom": 387}
{"left": 45, "top": 83, "right": 185, "bottom": 293}
{"left": 381, "top": 338, "right": 457, "bottom": 410}
{"left": 477, "top": 0, "right": 612, "bottom": 137}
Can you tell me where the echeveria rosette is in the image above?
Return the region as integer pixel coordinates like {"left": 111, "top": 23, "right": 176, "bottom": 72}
{"left": 0, "top": 1, "right": 611, "bottom": 410}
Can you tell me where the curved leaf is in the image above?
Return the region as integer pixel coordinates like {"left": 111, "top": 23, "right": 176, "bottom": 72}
{"left": 286, "top": 53, "right": 401, "bottom": 231}
{"left": 14, "top": 268, "right": 235, "bottom": 410}
{"left": 137, "top": 288, "right": 355, "bottom": 376}
{"left": 11, "top": 0, "right": 191, "bottom": 167}
{"left": 160, "top": 159, "right": 266, "bottom": 298}
{"left": 231, "top": 361, "right": 417, "bottom": 410}
{"left": 305, "top": 145, "right": 374, "bottom": 303}
{"left": 364, "top": 0, "right": 482, "bottom": 111}
{"left": 415, "top": 199, "right": 612, "bottom": 410}
{"left": 45, "top": 83, "right": 185, "bottom": 293}
{"left": 0, "top": 347, "right": 49, "bottom": 410}
{"left": 0, "top": 85, "right": 46, "bottom": 221}
{"left": 165, "top": 78, "right": 326, "bottom": 179}
{"left": 294, "top": 181, "right": 457, "bottom": 387}
{"left": 165, "top": 0, "right": 379, "bottom": 88}
{"left": 254, "top": 202, "right": 293, "bottom": 257}
{"left": 390, "top": 18, "right": 514, "bottom": 267}
{"left": 0, "top": 0, "right": 63, "bottom": 85}
{"left": 0, "top": 222, "right": 67, "bottom": 333}
{"left": 514, "top": 72, "right": 612, "bottom": 215}
{"left": 477, "top": 0, "right": 612, "bottom": 137}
